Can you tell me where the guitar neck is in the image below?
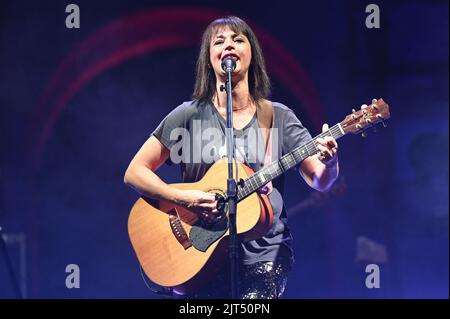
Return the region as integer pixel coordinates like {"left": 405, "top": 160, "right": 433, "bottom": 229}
{"left": 237, "top": 123, "right": 346, "bottom": 201}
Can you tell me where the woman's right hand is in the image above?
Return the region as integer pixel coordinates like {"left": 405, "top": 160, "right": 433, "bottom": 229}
{"left": 174, "top": 189, "right": 221, "bottom": 222}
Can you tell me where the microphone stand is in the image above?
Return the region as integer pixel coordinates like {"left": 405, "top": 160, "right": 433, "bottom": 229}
{"left": 220, "top": 59, "right": 239, "bottom": 299}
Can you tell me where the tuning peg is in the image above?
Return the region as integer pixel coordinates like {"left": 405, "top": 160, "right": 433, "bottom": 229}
{"left": 376, "top": 114, "right": 387, "bottom": 127}
{"left": 352, "top": 109, "right": 356, "bottom": 113}
{"left": 361, "top": 131, "right": 367, "bottom": 138}
{"left": 365, "top": 119, "right": 376, "bottom": 132}
{"left": 372, "top": 99, "right": 377, "bottom": 104}
{"left": 361, "top": 104, "right": 368, "bottom": 109}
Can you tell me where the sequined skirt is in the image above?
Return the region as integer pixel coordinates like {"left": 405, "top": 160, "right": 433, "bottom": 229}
{"left": 189, "top": 261, "right": 291, "bottom": 299}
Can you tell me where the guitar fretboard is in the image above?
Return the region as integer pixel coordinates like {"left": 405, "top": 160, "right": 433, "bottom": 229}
{"left": 236, "top": 123, "right": 345, "bottom": 201}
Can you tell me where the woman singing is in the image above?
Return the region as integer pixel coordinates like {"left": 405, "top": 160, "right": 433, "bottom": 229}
{"left": 124, "top": 16, "right": 339, "bottom": 298}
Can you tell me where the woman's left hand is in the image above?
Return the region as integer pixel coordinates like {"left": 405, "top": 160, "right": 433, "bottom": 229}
{"left": 316, "top": 123, "right": 338, "bottom": 167}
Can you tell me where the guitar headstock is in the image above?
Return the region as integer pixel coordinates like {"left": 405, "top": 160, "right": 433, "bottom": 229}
{"left": 340, "top": 98, "right": 390, "bottom": 137}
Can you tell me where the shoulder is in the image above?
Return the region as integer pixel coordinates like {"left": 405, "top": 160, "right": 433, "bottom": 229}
{"left": 265, "top": 100, "right": 310, "bottom": 133}
{"left": 171, "top": 100, "right": 204, "bottom": 113}
{"left": 153, "top": 100, "right": 210, "bottom": 141}
{"left": 261, "top": 99, "right": 294, "bottom": 114}
{"left": 264, "top": 99, "right": 298, "bottom": 120}
{"left": 272, "top": 101, "right": 295, "bottom": 114}
{"left": 164, "top": 100, "right": 209, "bottom": 120}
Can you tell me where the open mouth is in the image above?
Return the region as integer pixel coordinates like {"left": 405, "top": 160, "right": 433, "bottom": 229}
{"left": 222, "top": 54, "right": 239, "bottom": 61}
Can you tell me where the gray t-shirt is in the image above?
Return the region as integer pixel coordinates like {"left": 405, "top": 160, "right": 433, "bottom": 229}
{"left": 152, "top": 100, "right": 312, "bottom": 266}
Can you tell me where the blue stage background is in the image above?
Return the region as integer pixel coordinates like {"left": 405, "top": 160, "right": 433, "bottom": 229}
{"left": 0, "top": 0, "right": 448, "bottom": 298}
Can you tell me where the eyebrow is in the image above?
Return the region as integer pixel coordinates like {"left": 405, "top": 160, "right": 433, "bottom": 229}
{"left": 213, "top": 33, "right": 242, "bottom": 40}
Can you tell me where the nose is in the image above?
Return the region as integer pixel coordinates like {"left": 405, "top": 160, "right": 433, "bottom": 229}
{"left": 223, "top": 38, "right": 235, "bottom": 52}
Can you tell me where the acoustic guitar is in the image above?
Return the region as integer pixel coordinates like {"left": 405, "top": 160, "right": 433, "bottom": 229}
{"left": 128, "top": 98, "right": 390, "bottom": 294}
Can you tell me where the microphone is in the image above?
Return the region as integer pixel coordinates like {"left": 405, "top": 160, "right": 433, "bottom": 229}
{"left": 221, "top": 57, "right": 236, "bottom": 73}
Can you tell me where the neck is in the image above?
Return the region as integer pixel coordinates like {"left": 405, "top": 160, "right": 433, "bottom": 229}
{"left": 214, "top": 74, "right": 252, "bottom": 111}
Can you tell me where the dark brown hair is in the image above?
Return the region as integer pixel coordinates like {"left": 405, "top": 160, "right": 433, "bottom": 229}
{"left": 192, "top": 16, "right": 270, "bottom": 104}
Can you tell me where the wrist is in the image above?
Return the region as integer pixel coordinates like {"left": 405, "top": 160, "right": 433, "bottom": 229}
{"left": 169, "top": 187, "right": 184, "bottom": 205}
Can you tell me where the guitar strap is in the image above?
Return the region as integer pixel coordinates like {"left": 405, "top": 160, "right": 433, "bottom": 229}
{"left": 256, "top": 100, "right": 274, "bottom": 195}
{"left": 214, "top": 100, "right": 274, "bottom": 194}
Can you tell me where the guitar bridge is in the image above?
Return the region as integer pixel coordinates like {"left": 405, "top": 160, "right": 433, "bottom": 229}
{"left": 168, "top": 208, "right": 192, "bottom": 250}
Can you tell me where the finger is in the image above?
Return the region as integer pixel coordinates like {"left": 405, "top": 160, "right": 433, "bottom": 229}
{"left": 202, "top": 211, "right": 212, "bottom": 218}
{"left": 317, "top": 145, "right": 332, "bottom": 159}
{"left": 316, "top": 146, "right": 324, "bottom": 158}
{"left": 317, "top": 151, "right": 326, "bottom": 161}
{"left": 316, "top": 137, "right": 325, "bottom": 145}
{"left": 316, "top": 144, "right": 327, "bottom": 153}
{"left": 325, "top": 137, "right": 338, "bottom": 149}
{"left": 322, "top": 123, "right": 329, "bottom": 133}
{"left": 330, "top": 148, "right": 337, "bottom": 158}
{"left": 202, "top": 193, "right": 216, "bottom": 202}
{"left": 318, "top": 139, "right": 337, "bottom": 154}
{"left": 323, "top": 135, "right": 333, "bottom": 143}
{"left": 198, "top": 202, "right": 217, "bottom": 210}
{"left": 323, "top": 149, "right": 333, "bottom": 159}
{"left": 202, "top": 211, "right": 220, "bottom": 223}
